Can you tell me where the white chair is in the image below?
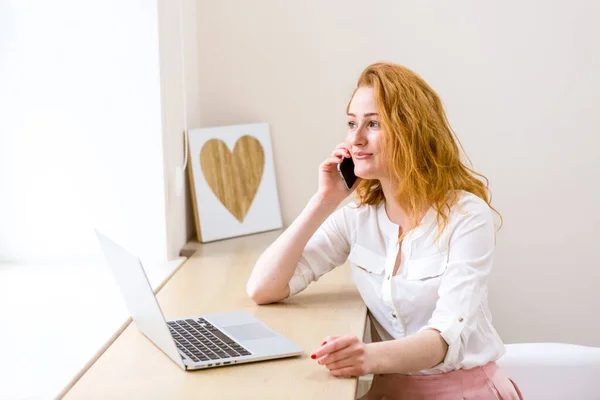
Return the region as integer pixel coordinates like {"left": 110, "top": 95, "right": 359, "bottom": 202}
{"left": 497, "top": 342, "right": 600, "bottom": 399}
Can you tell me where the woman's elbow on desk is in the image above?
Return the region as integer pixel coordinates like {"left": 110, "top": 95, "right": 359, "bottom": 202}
{"left": 246, "top": 280, "right": 290, "bottom": 305}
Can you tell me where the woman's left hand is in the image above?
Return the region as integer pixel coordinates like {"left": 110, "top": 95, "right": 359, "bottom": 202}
{"left": 311, "top": 335, "right": 376, "bottom": 377}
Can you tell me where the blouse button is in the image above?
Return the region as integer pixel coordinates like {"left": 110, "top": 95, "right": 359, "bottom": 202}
{"left": 391, "top": 312, "right": 397, "bottom": 319}
{"left": 458, "top": 317, "right": 464, "bottom": 323}
{"left": 386, "top": 275, "right": 391, "bottom": 280}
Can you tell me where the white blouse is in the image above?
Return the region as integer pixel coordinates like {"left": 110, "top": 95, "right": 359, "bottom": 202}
{"left": 288, "top": 190, "right": 505, "bottom": 374}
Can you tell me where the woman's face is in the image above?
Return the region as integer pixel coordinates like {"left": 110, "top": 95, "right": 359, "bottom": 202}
{"left": 346, "top": 86, "right": 387, "bottom": 180}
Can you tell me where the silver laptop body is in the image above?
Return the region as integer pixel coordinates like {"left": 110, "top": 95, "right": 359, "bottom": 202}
{"left": 95, "top": 230, "right": 303, "bottom": 370}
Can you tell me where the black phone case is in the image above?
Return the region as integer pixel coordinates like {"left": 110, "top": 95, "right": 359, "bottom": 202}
{"left": 337, "top": 157, "right": 357, "bottom": 190}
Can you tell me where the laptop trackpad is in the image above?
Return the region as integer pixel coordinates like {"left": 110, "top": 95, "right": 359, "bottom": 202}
{"left": 223, "top": 323, "right": 277, "bottom": 341}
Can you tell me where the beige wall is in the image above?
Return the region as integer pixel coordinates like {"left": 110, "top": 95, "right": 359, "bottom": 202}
{"left": 187, "top": 0, "right": 600, "bottom": 345}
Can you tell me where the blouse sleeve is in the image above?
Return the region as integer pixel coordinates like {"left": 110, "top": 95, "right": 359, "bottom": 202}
{"left": 288, "top": 204, "right": 355, "bottom": 297}
{"left": 418, "top": 198, "right": 496, "bottom": 367}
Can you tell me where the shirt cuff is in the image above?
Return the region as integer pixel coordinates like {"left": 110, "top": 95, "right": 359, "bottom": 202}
{"left": 287, "top": 261, "right": 314, "bottom": 297}
{"left": 288, "top": 275, "right": 307, "bottom": 297}
{"left": 419, "top": 315, "right": 466, "bottom": 367}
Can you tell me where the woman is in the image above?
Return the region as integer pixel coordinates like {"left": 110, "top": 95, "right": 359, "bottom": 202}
{"left": 246, "top": 62, "right": 522, "bottom": 399}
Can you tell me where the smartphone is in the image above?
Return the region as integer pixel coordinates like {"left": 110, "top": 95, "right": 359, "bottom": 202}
{"left": 337, "top": 156, "right": 357, "bottom": 190}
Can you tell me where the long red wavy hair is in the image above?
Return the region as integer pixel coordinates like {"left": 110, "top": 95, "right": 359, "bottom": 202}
{"left": 349, "top": 62, "right": 502, "bottom": 236}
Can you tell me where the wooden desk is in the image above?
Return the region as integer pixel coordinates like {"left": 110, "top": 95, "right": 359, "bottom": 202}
{"left": 63, "top": 231, "right": 367, "bottom": 399}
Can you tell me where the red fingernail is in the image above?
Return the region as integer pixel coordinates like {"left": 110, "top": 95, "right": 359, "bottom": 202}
{"left": 321, "top": 341, "right": 327, "bottom": 346}
{"left": 310, "top": 354, "right": 316, "bottom": 359}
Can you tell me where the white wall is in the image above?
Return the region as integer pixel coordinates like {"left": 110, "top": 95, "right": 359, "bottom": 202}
{"left": 193, "top": 0, "right": 600, "bottom": 345}
{"left": 157, "top": 0, "right": 200, "bottom": 259}
{"left": 0, "top": 1, "right": 170, "bottom": 264}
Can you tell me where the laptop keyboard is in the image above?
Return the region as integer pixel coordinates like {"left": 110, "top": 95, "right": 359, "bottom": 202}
{"left": 167, "top": 318, "right": 252, "bottom": 363}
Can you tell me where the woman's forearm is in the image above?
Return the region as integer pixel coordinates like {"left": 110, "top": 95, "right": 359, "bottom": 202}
{"left": 368, "top": 329, "right": 449, "bottom": 375}
{"left": 246, "top": 193, "right": 339, "bottom": 304}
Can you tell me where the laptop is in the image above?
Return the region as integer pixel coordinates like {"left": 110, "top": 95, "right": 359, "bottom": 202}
{"left": 95, "top": 230, "right": 303, "bottom": 370}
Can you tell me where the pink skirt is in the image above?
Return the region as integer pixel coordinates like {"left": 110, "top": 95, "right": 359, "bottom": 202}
{"left": 358, "top": 362, "right": 523, "bottom": 400}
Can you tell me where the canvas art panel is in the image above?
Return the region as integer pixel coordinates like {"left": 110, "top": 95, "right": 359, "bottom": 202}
{"left": 187, "top": 123, "right": 283, "bottom": 242}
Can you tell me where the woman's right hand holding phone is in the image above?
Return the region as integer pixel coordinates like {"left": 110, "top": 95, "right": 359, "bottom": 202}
{"left": 317, "top": 143, "right": 360, "bottom": 207}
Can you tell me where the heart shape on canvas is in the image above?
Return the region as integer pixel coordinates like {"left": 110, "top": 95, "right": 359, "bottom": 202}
{"left": 200, "top": 135, "right": 265, "bottom": 222}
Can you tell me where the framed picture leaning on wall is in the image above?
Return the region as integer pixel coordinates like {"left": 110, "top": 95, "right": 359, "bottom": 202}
{"left": 187, "top": 123, "right": 283, "bottom": 242}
